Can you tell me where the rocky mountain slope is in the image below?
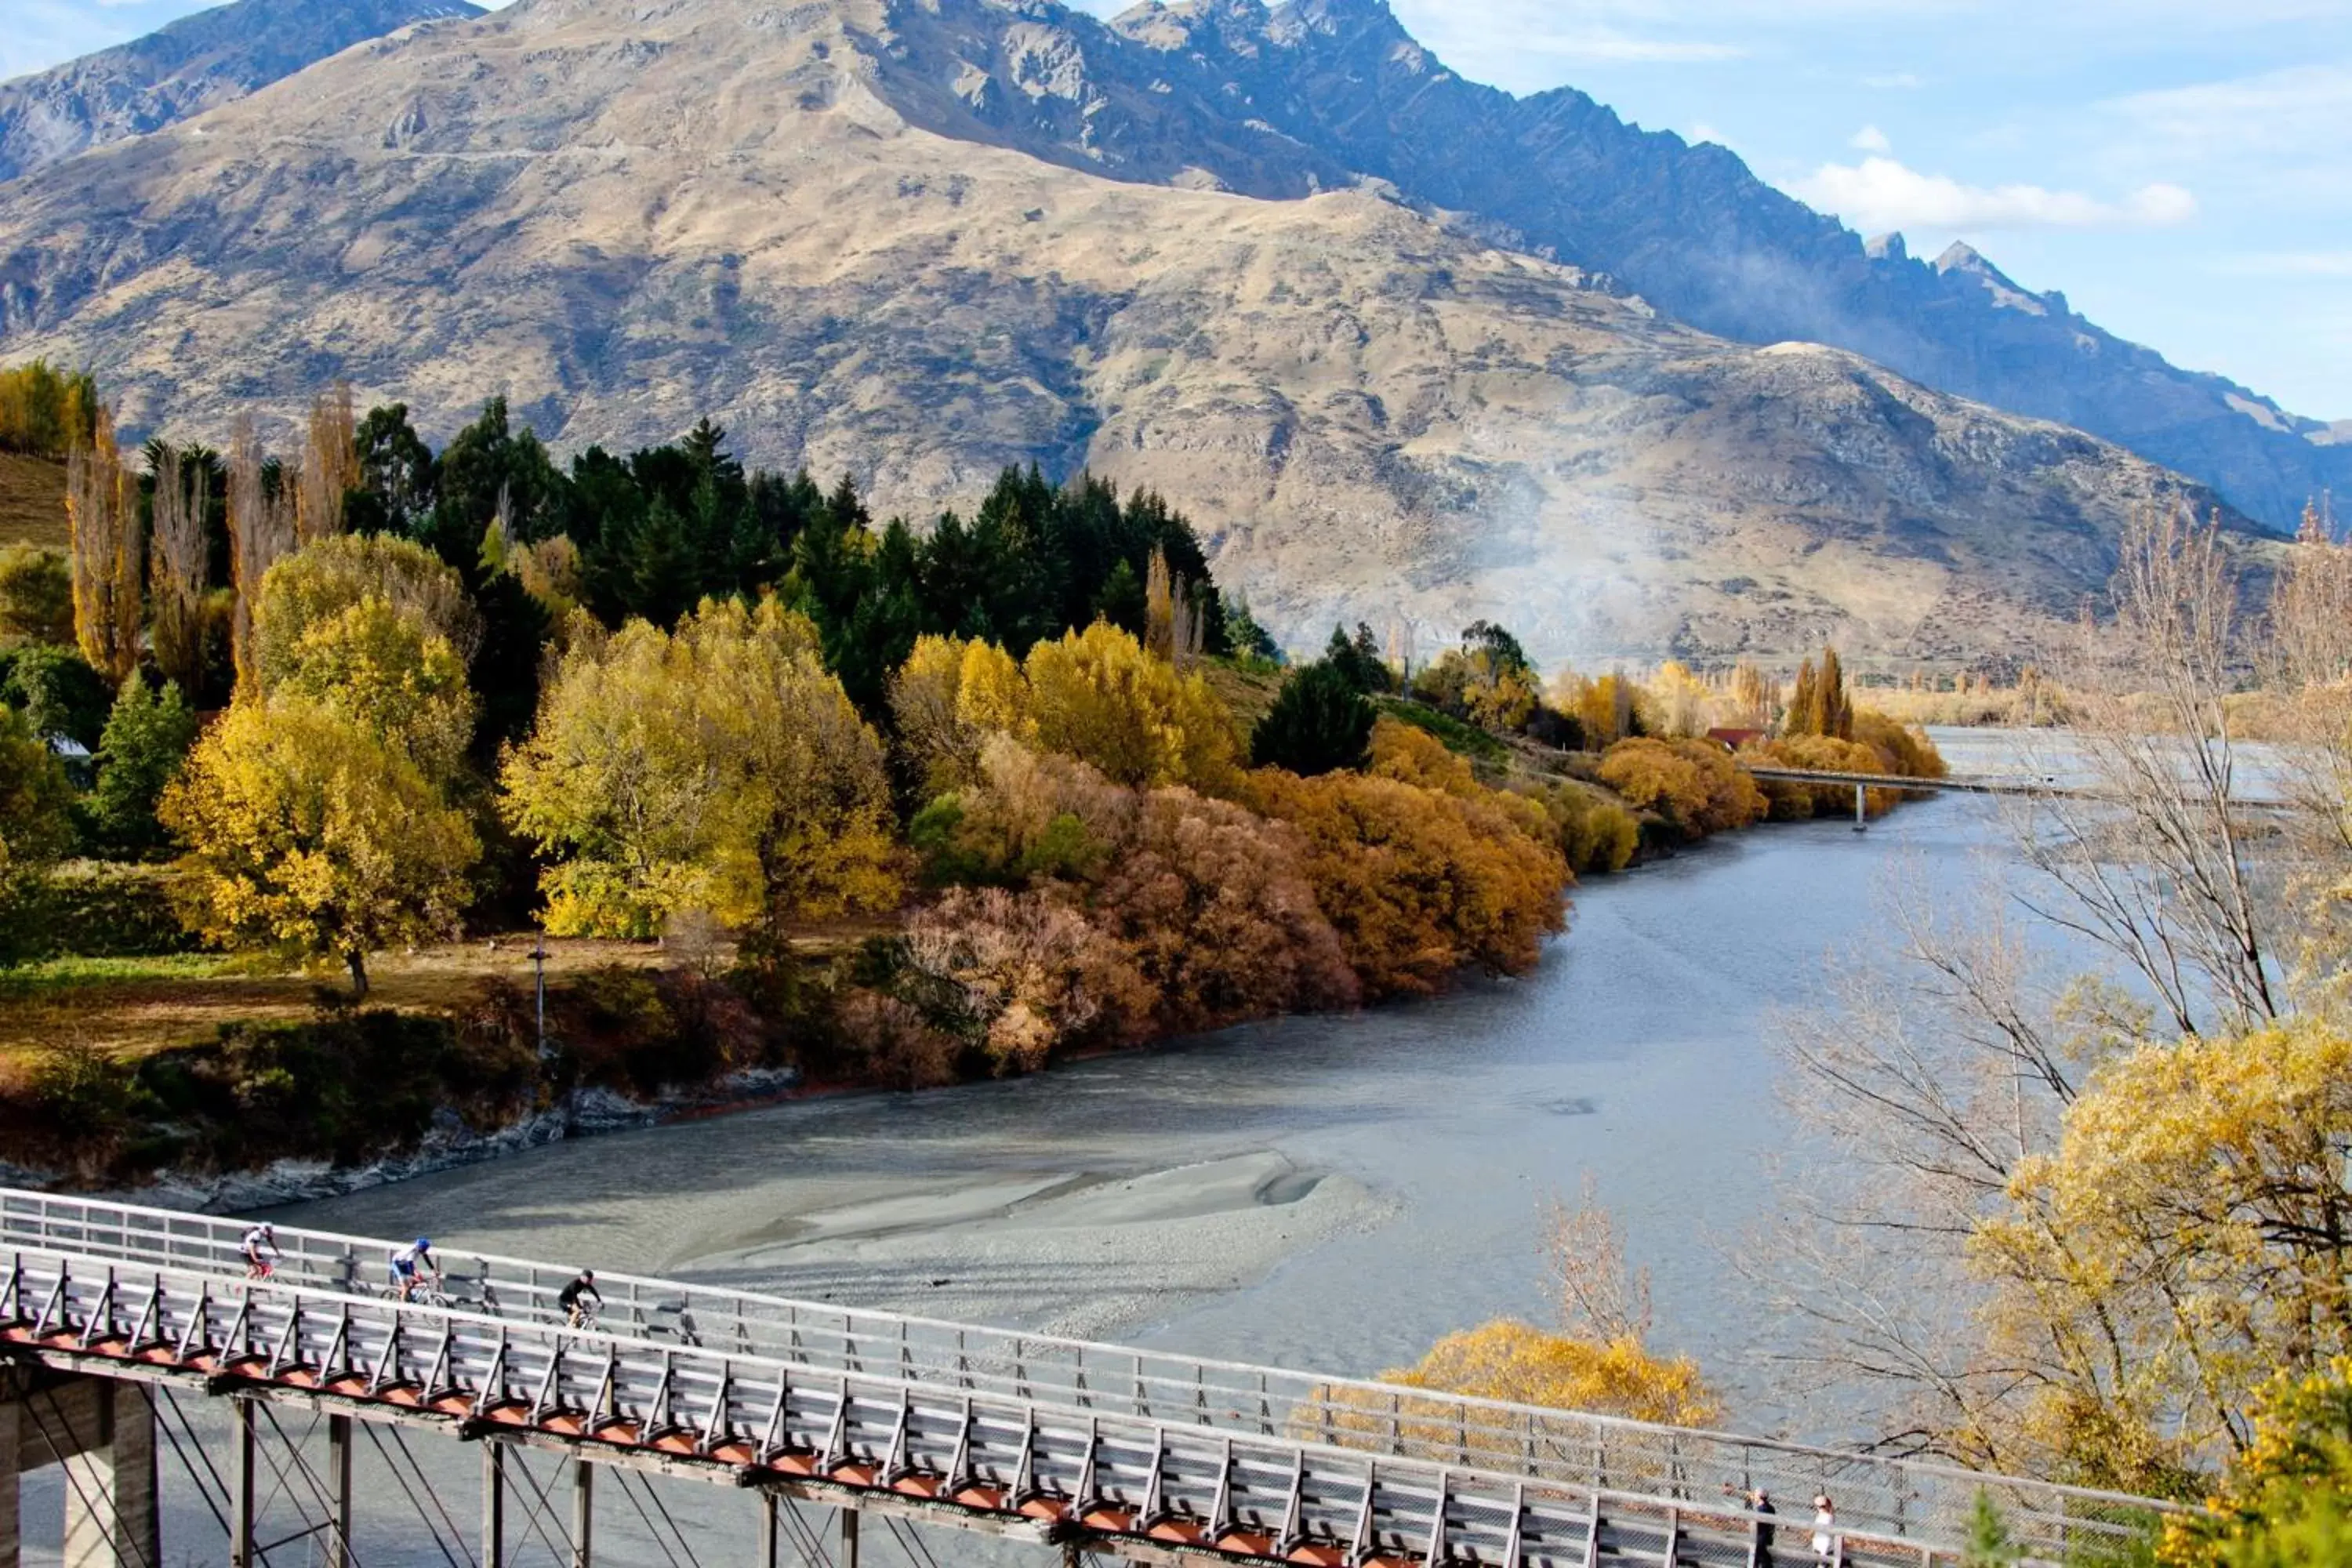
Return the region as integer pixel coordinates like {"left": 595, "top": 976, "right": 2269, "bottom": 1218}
{"left": 0, "top": 0, "right": 481, "bottom": 183}
{"left": 845, "top": 0, "right": 2345, "bottom": 532}
{"left": 0, "top": 0, "right": 2248, "bottom": 664}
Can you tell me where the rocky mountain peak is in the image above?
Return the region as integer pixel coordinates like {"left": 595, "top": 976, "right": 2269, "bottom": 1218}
{"left": 0, "top": 0, "right": 484, "bottom": 182}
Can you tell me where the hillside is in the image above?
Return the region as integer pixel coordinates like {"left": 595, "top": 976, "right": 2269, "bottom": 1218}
{"left": 872, "top": 0, "right": 2346, "bottom": 532}
{"left": 0, "top": 0, "right": 481, "bottom": 183}
{"left": 0, "top": 0, "right": 2249, "bottom": 664}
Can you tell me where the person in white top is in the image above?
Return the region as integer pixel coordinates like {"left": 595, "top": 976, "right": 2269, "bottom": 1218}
{"left": 239, "top": 1222, "right": 279, "bottom": 1279}
{"left": 1811, "top": 1494, "right": 1838, "bottom": 1565}
{"left": 388, "top": 1238, "right": 441, "bottom": 1302}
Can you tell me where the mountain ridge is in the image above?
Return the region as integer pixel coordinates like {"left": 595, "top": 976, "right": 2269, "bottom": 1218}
{"left": 0, "top": 0, "right": 484, "bottom": 185}
{"left": 0, "top": 0, "right": 2264, "bottom": 665}
{"left": 875, "top": 0, "right": 2341, "bottom": 529}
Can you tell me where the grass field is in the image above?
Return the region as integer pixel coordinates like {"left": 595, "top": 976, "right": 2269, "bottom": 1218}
{"left": 0, "top": 452, "right": 67, "bottom": 547}
{"left": 0, "top": 935, "right": 677, "bottom": 1061}
{"left": 0, "top": 915, "right": 901, "bottom": 1065}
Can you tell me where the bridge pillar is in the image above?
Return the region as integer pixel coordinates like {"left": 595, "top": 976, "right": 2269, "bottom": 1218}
{"left": 572, "top": 1454, "right": 593, "bottom": 1568}
{"left": 228, "top": 1397, "right": 256, "bottom": 1568}
{"left": 483, "top": 1442, "right": 507, "bottom": 1568}
{"left": 328, "top": 1414, "right": 355, "bottom": 1568}
{"left": 840, "top": 1503, "right": 859, "bottom": 1568}
{"left": 757, "top": 1491, "right": 779, "bottom": 1568}
{"left": 1853, "top": 781, "right": 1868, "bottom": 833}
{"left": 58, "top": 1382, "right": 158, "bottom": 1568}
{"left": 0, "top": 1367, "right": 17, "bottom": 1568}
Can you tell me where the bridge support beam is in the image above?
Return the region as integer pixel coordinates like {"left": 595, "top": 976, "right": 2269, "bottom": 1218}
{"left": 328, "top": 1414, "right": 354, "bottom": 1568}
{"left": 483, "top": 1442, "right": 507, "bottom": 1568}
{"left": 758, "top": 1491, "right": 779, "bottom": 1568}
{"left": 57, "top": 1381, "right": 158, "bottom": 1568}
{"left": 1853, "top": 781, "right": 1868, "bottom": 832}
{"left": 228, "top": 1397, "right": 255, "bottom": 1568}
{"left": 572, "top": 1454, "right": 593, "bottom": 1568}
{"left": 0, "top": 1370, "right": 17, "bottom": 1568}
{"left": 841, "top": 1502, "right": 860, "bottom": 1568}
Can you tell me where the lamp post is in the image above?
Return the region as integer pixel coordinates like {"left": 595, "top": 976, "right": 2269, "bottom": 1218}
{"left": 528, "top": 931, "right": 550, "bottom": 1059}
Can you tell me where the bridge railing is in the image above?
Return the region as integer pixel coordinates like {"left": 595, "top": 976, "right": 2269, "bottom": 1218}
{"left": 0, "top": 1190, "right": 2181, "bottom": 1563}
{"left": 0, "top": 1244, "right": 2024, "bottom": 1568}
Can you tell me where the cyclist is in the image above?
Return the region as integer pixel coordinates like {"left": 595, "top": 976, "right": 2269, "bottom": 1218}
{"left": 557, "top": 1269, "right": 602, "bottom": 1328}
{"left": 387, "top": 1237, "right": 441, "bottom": 1303}
{"left": 239, "top": 1222, "right": 279, "bottom": 1280}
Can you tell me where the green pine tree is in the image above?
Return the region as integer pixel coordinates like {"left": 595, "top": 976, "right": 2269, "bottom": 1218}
{"left": 1819, "top": 646, "right": 1853, "bottom": 739}
{"left": 1251, "top": 661, "right": 1377, "bottom": 777}
{"left": 1961, "top": 1492, "right": 2017, "bottom": 1568}
{"left": 84, "top": 677, "right": 199, "bottom": 858}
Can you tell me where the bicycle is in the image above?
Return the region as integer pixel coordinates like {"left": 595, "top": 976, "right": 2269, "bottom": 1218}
{"left": 383, "top": 1276, "right": 456, "bottom": 1310}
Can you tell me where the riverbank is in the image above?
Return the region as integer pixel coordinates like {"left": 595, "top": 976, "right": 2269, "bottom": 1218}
{"left": 0, "top": 709, "right": 1945, "bottom": 1210}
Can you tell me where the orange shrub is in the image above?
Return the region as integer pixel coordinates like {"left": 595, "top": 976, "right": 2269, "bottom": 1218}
{"left": 1745, "top": 734, "right": 1895, "bottom": 819}
{"left": 1597, "top": 738, "right": 1766, "bottom": 837}
{"left": 1091, "top": 787, "right": 1359, "bottom": 1032}
{"left": 901, "top": 887, "right": 1156, "bottom": 1074}
{"left": 1853, "top": 709, "right": 1948, "bottom": 779}
{"left": 1251, "top": 768, "right": 1570, "bottom": 999}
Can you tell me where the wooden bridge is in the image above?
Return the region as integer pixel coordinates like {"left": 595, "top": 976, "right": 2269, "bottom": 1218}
{"left": 0, "top": 1191, "right": 2182, "bottom": 1567}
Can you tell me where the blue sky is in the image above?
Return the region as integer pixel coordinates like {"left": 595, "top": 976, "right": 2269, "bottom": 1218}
{"left": 11, "top": 0, "right": 2348, "bottom": 420}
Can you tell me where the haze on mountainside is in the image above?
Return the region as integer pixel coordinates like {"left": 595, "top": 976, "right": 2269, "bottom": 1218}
{"left": 0, "top": 0, "right": 2280, "bottom": 663}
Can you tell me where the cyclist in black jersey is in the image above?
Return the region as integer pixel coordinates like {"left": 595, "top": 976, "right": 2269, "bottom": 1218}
{"left": 557, "top": 1269, "right": 601, "bottom": 1327}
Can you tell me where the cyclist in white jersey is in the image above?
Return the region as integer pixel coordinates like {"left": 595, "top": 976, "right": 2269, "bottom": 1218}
{"left": 240, "top": 1222, "right": 279, "bottom": 1279}
{"left": 388, "top": 1238, "right": 441, "bottom": 1302}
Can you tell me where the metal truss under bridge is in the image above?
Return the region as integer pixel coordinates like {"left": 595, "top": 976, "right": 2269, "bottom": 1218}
{"left": 0, "top": 1189, "right": 2187, "bottom": 1567}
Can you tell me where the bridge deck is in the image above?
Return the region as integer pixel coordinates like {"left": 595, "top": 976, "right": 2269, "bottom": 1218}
{"left": 0, "top": 1192, "right": 2179, "bottom": 1567}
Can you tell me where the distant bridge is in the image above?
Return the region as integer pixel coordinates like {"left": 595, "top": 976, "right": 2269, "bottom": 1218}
{"left": 0, "top": 1191, "right": 2182, "bottom": 1567}
{"left": 1733, "top": 763, "right": 2291, "bottom": 829}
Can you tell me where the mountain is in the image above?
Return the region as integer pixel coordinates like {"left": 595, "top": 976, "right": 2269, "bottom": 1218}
{"left": 0, "top": 0, "right": 2251, "bottom": 665}
{"left": 839, "top": 0, "right": 2345, "bottom": 532}
{"left": 0, "top": 0, "right": 482, "bottom": 184}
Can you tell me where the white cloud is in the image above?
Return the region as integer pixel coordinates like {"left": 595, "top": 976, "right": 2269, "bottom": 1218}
{"left": 1689, "top": 122, "right": 1729, "bottom": 147}
{"left": 1788, "top": 156, "right": 2198, "bottom": 232}
{"left": 1862, "top": 72, "right": 1923, "bottom": 89}
{"left": 1849, "top": 125, "right": 1892, "bottom": 153}
{"left": 2104, "top": 64, "right": 2352, "bottom": 162}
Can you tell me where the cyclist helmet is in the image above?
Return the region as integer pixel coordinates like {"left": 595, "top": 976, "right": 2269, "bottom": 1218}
{"left": 416, "top": 1237, "right": 432, "bottom": 1250}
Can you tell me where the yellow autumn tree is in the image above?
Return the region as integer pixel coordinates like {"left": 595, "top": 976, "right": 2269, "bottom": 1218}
{"left": 1648, "top": 660, "right": 1715, "bottom": 738}
{"left": 501, "top": 597, "right": 902, "bottom": 942}
{"left": 66, "top": 404, "right": 141, "bottom": 684}
{"left": 162, "top": 701, "right": 480, "bottom": 997}
{"left": 1973, "top": 1020, "right": 2352, "bottom": 1491}
{"left": 272, "top": 596, "right": 477, "bottom": 785}
{"left": 1388, "top": 1320, "right": 1719, "bottom": 1429}
{"left": 1022, "top": 621, "right": 1237, "bottom": 791}
{"left": 2160, "top": 1360, "right": 2352, "bottom": 1566}
{"left": 252, "top": 533, "right": 481, "bottom": 692}
{"left": 890, "top": 634, "right": 1035, "bottom": 799}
